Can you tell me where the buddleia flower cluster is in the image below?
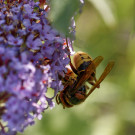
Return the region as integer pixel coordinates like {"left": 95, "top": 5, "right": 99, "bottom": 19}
{"left": 0, "top": 0, "right": 74, "bottom": 134}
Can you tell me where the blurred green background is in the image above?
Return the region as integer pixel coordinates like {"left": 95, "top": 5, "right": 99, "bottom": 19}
{"left": 19, "top": 0, "right": 135, "bottom": 135}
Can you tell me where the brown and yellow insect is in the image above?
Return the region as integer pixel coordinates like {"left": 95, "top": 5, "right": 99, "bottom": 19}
{"left": 56, "top": 41, "right": 114, "bottom": 109}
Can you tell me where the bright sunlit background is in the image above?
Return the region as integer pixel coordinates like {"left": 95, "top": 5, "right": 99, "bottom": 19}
{"left": 19, "top": 0, "right": 135, "bottom": 135}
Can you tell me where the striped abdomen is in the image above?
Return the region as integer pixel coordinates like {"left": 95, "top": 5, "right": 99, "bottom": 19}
{"left": 73, "top": 51, "right": 93, "bottom": 73}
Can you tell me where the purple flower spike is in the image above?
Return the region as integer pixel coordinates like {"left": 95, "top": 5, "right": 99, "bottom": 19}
{"left": 0, "top": 0, "right": 79, "bottom": 135}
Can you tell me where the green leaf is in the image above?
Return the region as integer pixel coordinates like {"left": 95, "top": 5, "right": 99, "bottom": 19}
{"left": 49, "top": 0, "right": 80, "bottom": 36}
